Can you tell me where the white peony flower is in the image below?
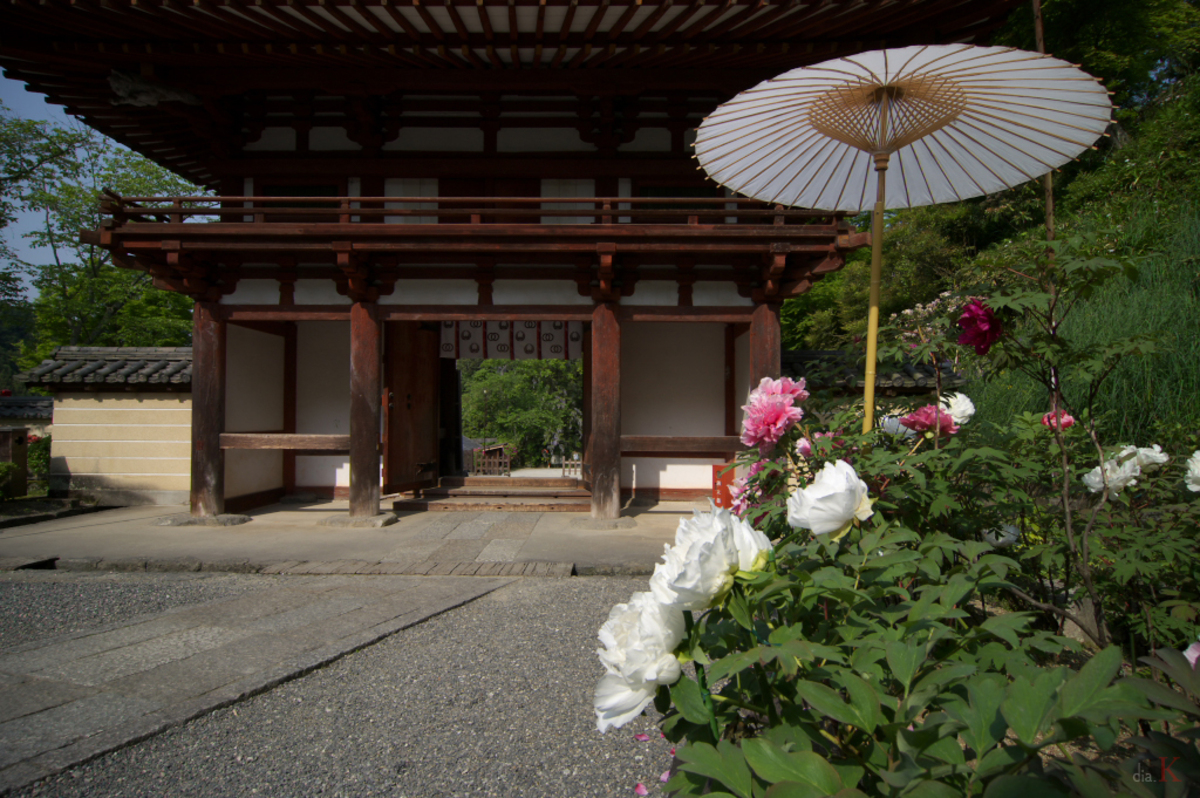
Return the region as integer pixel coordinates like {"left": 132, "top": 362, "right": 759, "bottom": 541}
{"left": 1117, "top": 444, "right": 1170, "bottom": 472}
{"left": 648, "top": 505, "right": 772, "bottom": 611}
{"left": 594, "top": 592, "right": 685, "bottom": 733}
{"left": 982, "top": 524, "right": 1021, "bottom": 548}
{"left": 1187, "top": 451, "right": 1200, "bottom": 493}
{"left": 939, "top": 393, "right": 976, "bottom": 426}
{"left": 786, "top": 460, "right": 873, "bottom": 539}
{"left": 879, "top": 416, "right": 916, "bottom": 438}
{"left": 1082, "top": 457, "right": 1141, "bottom": 498}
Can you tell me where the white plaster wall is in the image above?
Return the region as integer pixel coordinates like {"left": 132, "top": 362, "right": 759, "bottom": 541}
{"left": 221, "top": 279, "right": 279, "bottom": 305}
{"left": 385, "top": 128, "right": 484, "bottom": 151}
{"left": 624, "top": 280, "right": 678, "bottom": 306}
{"left": 296, "top": 321, "right": 351, "bottom": 487}
{"left": 541, "top": 178, "right": 595, "bottom": 224}
{"left": 735, "top": 329, "right": 751, "bottom": 428}
{"left": 382, "top": 279, "right": 478, "bottom": 305}
{"left": 693, "top": 282, "right": 755, "bottom": 307}
{"left": 293, "top": 279, "right": 350, "bottom": 305}
{"left": 310, "top": 127, "right": 360, "bottom": 151}
{"left": 620, "top": 128, "right": 671, "bottom": 152}
{"left": 225, "top": 325, "right": 284, "bottom": 497}
{"left": 498, "top": 128, "right": 592, "bottom": 152}
{"left": 620, "top": 323, "right": 725, "bottom": 489}
{"left": 244, "top": 127, "right": 296, "bottom": 151}
{"left": 384, "top": 178, "right": 438, "bottom": 224}
{"left": 492, "top": 279, "right": 592, "bottom": 305}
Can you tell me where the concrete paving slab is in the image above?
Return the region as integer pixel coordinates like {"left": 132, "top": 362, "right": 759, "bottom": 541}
{"left": 0, "top": 574, "right": 512, "bottom": 794}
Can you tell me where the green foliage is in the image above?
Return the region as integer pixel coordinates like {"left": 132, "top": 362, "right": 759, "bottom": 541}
{"left": 0, "top": 461, "right": 20, "bottom": 499}
{"left": 460, "top": 359, "right": 582, "bottom": 467}
{"left": 0, "top": 103, "right": 90, "bottom": 301}
{"left": 27, "top": 433, "right": 49, "bottom": 477}
{"left": 16, "top": 127, "right": 199, "bottom": 366}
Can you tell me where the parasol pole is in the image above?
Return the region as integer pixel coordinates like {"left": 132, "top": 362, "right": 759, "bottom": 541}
{"left": 861, "top": 92, "right": 891, "bottom": 434}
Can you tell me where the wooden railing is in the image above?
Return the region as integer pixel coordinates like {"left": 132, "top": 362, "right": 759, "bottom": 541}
{"left": 472, "top": 448, "right": 512, "bottom": 476}
{"left": 98, "top": 193, "right": 846, "bottom": 228}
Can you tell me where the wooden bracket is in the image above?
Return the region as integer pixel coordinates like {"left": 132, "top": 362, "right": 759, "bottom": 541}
{"left": 335, "top": 244, "right": 379, "bottom": 303}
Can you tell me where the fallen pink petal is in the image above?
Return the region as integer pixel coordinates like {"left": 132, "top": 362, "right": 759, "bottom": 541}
{"left": 661, "top": 770, "right": 671, "bottom": 783}
{"left": 633, "top": 733, "right": 651, "bottom": 742}
{"left": 634, "top": 783, "right": 649, "bottom": 796}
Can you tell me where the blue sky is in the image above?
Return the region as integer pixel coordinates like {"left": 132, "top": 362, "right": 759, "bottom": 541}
{"left": 2, "top": 75, "right": 79, "bottom": 294}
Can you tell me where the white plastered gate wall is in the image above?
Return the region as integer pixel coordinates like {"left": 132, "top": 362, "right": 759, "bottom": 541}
{"left": 224, "top": 324, "right": 285, "bottom": 499}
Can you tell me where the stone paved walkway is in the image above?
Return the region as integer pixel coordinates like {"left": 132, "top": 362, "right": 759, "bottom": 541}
{"left": 0, "top": 574, "right": 511, "bottom": 794}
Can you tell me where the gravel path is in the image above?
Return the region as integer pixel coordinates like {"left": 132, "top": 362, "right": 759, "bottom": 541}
{"left": 0, "top": 571, "right": 275, "bottom": 650}
{"left": 9, "top": 576, "right": 677, "bottom": 798}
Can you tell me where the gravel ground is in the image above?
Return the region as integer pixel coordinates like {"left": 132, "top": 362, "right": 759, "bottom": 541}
{"left": 0, "top": 571, "right": 275, "bottom": 650}
{"left": 10, "top": 576, "right": 677, "bottom": 798}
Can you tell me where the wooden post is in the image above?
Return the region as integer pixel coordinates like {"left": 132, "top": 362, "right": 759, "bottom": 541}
{"left": 581, "top": 323, "right": 592, "bottom": 487}
{"left": 349, "top": 301, "right": 382, "bottom": 517}
{"left": 191, "top": 301, "right": 226, "bottom": 516}
{"left": 748, "top": 302, "right": 781, "bottom": 387}
{"left": 590, "top": 303, "right": 620, "bottom": 519}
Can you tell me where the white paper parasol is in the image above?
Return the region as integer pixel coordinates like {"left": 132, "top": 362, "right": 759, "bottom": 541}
{"left": 695, "top": 44, "right": 1112, "bottom": 431}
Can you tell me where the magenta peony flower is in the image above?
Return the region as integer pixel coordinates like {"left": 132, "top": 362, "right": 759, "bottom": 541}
{"left": 957, "top": 300, "right": 1002, "bottom": 355}
{"left": 899, "top": 405, "right": 959, "bottom": 437}
{"left": 741, "top": 379, "right": 807, "bottom": 456}
{"left": 730, "top": 460, "right": 769, "bottom": 515}
{"left": 1041, "top": 410, "right": 1076, "bottom": 431}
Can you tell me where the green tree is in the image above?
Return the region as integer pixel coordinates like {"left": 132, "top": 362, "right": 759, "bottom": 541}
{"left": 17, "top": 127, "right": 200, "bottom": 366}
{"left": 460, "top": 359, "right": 583, "bottom": 466}
{"left": 0, "top": 103, "right": 90, "bottom": 299}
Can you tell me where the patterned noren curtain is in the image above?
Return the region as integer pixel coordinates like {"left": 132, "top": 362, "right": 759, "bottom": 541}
{"left": 440, "top": 321, "right": 584, "bottom": 360}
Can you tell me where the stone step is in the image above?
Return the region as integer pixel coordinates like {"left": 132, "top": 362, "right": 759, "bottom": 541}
{"left": 439, "top": 476, "right": 579, "bottom": 489}
{"left": 394, "top": 496, "right": 590, "bottom": 513}
{"left": 423, "top": 487, "right": 592, "bottom": 499}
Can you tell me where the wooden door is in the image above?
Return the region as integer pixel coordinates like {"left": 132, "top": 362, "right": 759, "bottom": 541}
{"left": 383, "top": 321, "right": 441, "bottom": 494}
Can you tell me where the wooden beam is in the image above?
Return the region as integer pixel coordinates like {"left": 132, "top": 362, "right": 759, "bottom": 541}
{"left": 349, "top": 301, "right": 382, "bottom": 517}
{"left": 616, "top": 306, "right": 754, "bottom": 323}
{"left": 590, "top": 302, "right": 620, "bottom": 520}
{"left": 380, "top": 305, "right": 594, "bottom": 322}
{"left": 224, "top": 305, "right": 352, "bottom": 321}
{"left": 749, "top": 302, "right": 781, "bottom": 386}
{"left": 191, "top": 301, "right": 226, "bottom": 517}
{"left": 220, "top": 433, "right": 351, "bottom": 451}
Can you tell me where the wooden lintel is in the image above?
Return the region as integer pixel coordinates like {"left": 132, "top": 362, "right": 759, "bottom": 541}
{"left": 616, "top": 306, "right": 754, "bottom": 322}
{"left": 380, "top": 305, "right": 596, "bottom": 322}
{"left": 619, "top": 436, "right": 742, "bottom": 453}
{"left": 220, "top": 433, "right": 352, "bottom": 451}
{"left": 222, "top": 305, "right": 352, "bottom": 321}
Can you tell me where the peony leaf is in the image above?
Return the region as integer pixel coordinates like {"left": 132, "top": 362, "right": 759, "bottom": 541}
{"left": 676, "top": 740, "right": 753, "bottom": 798}
{"left": 885, "top": 639, "right": 924, "bottom": 694}
{"left": 670, "top": 677, "right": 713, "bottom": 725}
{"left": 982, "top": 774, "right": 1070, "bottom": 797}
{"left": 743, "top": 739, "right": 844, "bottom": 794}
{"left": 1058, "top": 646, "right": 1122, "bottom": 718}
{"left": 794, "top": 681, "right": 861, "bottom": 730}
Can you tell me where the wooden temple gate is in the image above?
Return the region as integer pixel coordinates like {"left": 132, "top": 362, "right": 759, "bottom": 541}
{"left": 90, "top": 194, "right": 866, "bottom": 518}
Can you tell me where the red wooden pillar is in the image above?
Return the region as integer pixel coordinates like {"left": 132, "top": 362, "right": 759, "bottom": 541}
{"left": 349, "top": 301, "right": 382, "bottom": 517}
{"left": 590, "top": 303, "right": 620, "bottom": 519}
{"left": 749, "top": 302, "right": 781, "bottom": 387}
{"left": 581, "top": 324, "right": 592, "bottom": 487}
{"left": 191, "top": 301, "right": 226, "bottom": 516}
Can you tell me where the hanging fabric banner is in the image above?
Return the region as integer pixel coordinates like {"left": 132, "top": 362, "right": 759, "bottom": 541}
{"left": 438, "top": 321, "right": 582, "bottom": 360}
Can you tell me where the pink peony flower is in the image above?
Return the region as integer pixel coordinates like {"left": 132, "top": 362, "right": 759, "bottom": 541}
{"left": 751, "top": 376, "right": 810, "bottom": 403}
{"left": 957, "top": 300, "right": 1002, "bottom": 355}
{"left": 741, "top": 394, "right": 804, "bottom": 455}
{"left": 1041, "top": 410, "right": 1076, "bottom": 431}
{"left": 730, "top": 460, "right": 769, "bottom": 516}
{"left": 899, "top": 405, "right": 959, "bottom": 437}
{"left": 796, "top": 437, "right": 813, "bottom": 458}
